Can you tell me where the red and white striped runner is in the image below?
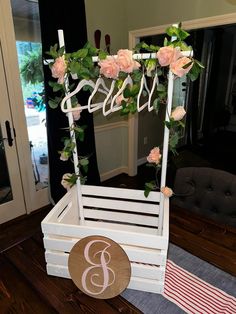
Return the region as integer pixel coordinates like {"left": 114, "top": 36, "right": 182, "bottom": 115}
{"left": 163, "top": 260, "right": 236, "bottom": 314}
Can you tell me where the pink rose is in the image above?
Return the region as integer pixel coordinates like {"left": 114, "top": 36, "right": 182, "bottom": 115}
{"left": 157, "top": 46, "right": 182, "bottom": 66}
{"left": 116, "top": 49, "right": 140, "bottom": 73}
{"left": 161, "top": 186, "right": 173, "bottom": 197}
{"left": 171, "top": 106, "right": 186, "bottom": 121}
{"left": 115, "top": 94, "right": 128, "bottom": 106}
{"left": 98, "top": 56, "right": 120, "bottom": 79}
{"left": 147, "top": 147, "right": 162, "bottom": 164}
{"left": 51, "top": 56, "right": 67, "bottom": 84}
{"left": 170, "top": 56, "right": 193, "bottom": 77}
{"left": 61, "top": 173, "right": 73, "bottom": 190}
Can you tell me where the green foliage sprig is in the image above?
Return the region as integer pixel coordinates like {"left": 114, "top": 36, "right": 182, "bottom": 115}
{"left": 46, "top": 24, "right": 204, "bottom": 192}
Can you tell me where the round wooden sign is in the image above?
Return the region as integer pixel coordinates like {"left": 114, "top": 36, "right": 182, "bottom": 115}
{"left": 68, "top": 235, "right": 131, "bottom": 299}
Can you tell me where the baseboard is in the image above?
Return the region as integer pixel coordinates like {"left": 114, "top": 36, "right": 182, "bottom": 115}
{"left": 100, "top": 166, "right": 128, "bottom": 182}
{"left": 137, "top": 157, "right": 147, "bottom": 166}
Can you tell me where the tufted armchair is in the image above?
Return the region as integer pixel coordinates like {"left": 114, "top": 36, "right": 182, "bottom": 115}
{"left": 172, "top": 167, "right": 236, "bottom": 227}
{"left": 169, "top": 167, "right": 236, "bottom": 275}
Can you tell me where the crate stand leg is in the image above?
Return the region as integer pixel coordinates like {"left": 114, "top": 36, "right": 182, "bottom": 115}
{"left": 58, "top": 29, "right": 84, "bottom": 223}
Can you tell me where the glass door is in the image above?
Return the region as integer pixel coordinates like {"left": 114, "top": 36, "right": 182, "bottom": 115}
{"left": 0, "top": 42, "right": 26, "bottom": 224}
{"left": 10, "top": 0, "right": 49, "bottom": 192}
{"left": 0, "top": 0, "right": 50, "bottom": 223}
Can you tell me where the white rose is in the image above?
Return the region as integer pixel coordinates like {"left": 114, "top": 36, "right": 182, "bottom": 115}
{"left": 60, "top": 151, "right": 69, "bottom": 161}
{"left": 72, "top": 104, "right": 82, "bottom": 121}
{"left": 61, "top": 173, "right": 73, "bottom": 190}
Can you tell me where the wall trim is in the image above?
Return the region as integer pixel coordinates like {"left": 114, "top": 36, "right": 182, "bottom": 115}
{"left": 100, "top": 166, "right": 129, "bottom": 182}
{"left": 137, "top": 157, "right": 147, "bottom": 166}
{"left": 95, "top": 120, "right": 128, "bottom": 133}
{"left": 129, "top": 12, "right": 236, "bottom": 45}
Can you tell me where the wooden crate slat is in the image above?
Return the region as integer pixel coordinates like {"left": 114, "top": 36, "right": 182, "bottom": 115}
{"left": 41, "top": 186, "right": 78, "bottom": 224}
{"left": 131, "top": 263, "right": 165, "bottom": 281}
{"left": 82, "top": 197, "right": 159, "bottom": 215}
{"left": 46, "top": 264, "right": 165, "bottom": 294}
{"left": 47, "top": 264, "right": 164, "bottom": 294}
{"left": 47, "top": 263, "right": 70, "bottom": 279}
{"left": 84, "top": 208, "right": 159, "bottom": 227}
{"left": 43, "top": 220, "right": 157, "bottom": 237}
{"left": 123, "top": 244, "right": 167, "bottom": 265}
{"left": 45, "top": 250, "right": 69, "bottom": 266}
{"left": 42, "top": 220, "right": 168, "bottom": 249}
{"left": 44, "top": 237, "right": 79, "bottom": 253}
{"left": 82, "top": 185, "right": 160, "bottom": 202}
{"left": 45, "top": 251, "right": 166, "bottom": 281}
{"left": 44, "top": 238, "right": 167, "bottom": 265}
{"left": 128, "top": 277, "right": 164, "bottom": 294}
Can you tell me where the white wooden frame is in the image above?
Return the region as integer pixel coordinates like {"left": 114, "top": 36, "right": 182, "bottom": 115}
{"left": 42, "top": 27, "right": 177, "bottom": 293}
{"left": 128, "top": 12, "right": 236, "bottom": 176}
{"left": 42, "top": 14, "right": 236, "bottom": 294}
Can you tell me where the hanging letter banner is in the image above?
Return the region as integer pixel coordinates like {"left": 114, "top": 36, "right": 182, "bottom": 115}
{"left": 68, "top": 235, "right": 131, "bottom": 299}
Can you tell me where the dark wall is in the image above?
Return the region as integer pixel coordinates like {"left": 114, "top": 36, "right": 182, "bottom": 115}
{"left": 38, "top": 0, "right": 100, "bottom": 203}
{"left": 189, "top": 25, "right": 236, "bottom": 141}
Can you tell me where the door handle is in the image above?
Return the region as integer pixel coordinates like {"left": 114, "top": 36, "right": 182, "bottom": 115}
{"left": 5, "top": 120, "right": 13, "bottom": 147}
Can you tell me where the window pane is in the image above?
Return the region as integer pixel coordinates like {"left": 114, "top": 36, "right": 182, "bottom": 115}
{"left": 11, "top": 0, "right": 48, "bottom": 190}
{"left": 0, "top": 124, "right": 13, "bottom": 204}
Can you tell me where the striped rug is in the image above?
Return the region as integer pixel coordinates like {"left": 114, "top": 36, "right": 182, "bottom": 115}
{"left": 163, "top": 260, "right": 236, "bottom": 314}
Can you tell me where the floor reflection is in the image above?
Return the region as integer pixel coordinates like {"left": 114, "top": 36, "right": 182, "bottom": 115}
{"left": 0, "top": 131, "right": 12, "bottom": 204}
{"left": 26, "top": 108, "right": 48, "bottom": 190}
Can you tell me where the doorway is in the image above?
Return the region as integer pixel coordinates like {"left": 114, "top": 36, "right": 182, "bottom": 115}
{"left": 0, "top": 42, "right": 26, "bottom": 223}
{"left": 128, "top": 12, "right": 236, "bottom": 176}
{"left": 0, "top": 0, "right": 50, "bottom": 224}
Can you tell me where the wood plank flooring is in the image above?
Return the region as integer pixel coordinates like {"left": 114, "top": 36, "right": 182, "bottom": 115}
{"left": 0, "top": 207, "right": 142, "bottom": 314}
{"left": 102, "top": 167, "right": 236, "bottom": 277}
{"left": 1, "top": 164, "right": 235, "bottom": 312}
{"left": 169, "top": 205, "right": 236, "bottom": 277}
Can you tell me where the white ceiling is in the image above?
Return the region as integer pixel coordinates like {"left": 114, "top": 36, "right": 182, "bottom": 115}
{"left": 11, "top": 0, "right": 39, "bottom": 21}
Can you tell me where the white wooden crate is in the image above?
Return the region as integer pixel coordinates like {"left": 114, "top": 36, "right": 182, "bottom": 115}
{"left": 42, "top": 184, "right": 169, "bottom": 294}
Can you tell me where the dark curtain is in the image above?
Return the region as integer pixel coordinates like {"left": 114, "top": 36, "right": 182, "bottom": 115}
{"left": 38, "top": 0, "right": 100, "bottom": 203}
{"left": 184, "top": 29, "right": 204, "bottom": 146}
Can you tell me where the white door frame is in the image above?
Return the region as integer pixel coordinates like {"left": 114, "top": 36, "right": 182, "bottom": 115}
{"left": 128, "top": 12, "right": 236, "bottom": 176}
{"left": 0, "top": 0, "right": 49, "bottom": 215}
{"left": 0, "top": 41, "right": 26, "bottom": 223}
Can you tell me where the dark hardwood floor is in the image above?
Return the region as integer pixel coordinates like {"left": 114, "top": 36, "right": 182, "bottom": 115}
{"left": 102, "top": 165, "right": 236, "bottom": 277}
{"left": 169, "top": 205, "right": 236, "bottom": 277}
{"left": 1, "top": 157, "right": 235, "bottom": 313}
{"left": 0, "top": 207, "right": 142, "bottom": 314}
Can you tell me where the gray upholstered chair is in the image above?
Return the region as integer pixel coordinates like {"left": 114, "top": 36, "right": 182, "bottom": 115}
{"left": 172, "top": 167, "right": 236, "bottom": 227}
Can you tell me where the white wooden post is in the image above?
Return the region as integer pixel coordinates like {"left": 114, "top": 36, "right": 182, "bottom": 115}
{"left": 158, "top": 71, "right": 174, "bottom": 235}
{"left": 57, "top": 29, "right": 84, "bottom": 222}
